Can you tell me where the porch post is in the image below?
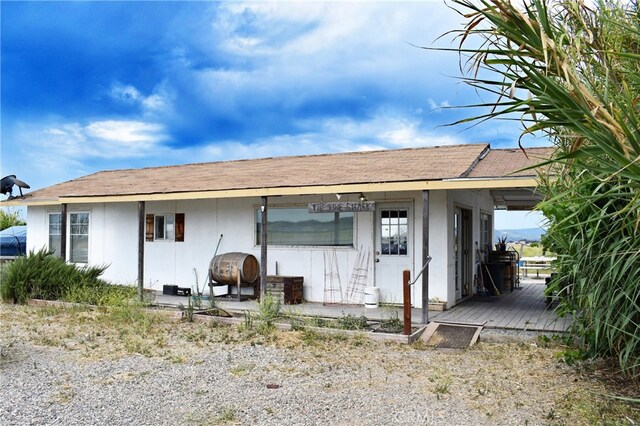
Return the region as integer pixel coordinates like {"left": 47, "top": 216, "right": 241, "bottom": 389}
{"left": 422, "top": 190, "right": 430, "bottom": 324}
{"left": 138, "top": 201, "right": 145, "bottom": 301}
{"left": 60, "top": 203, "right": 67, "bottom": 261}
{"left": 260, "top": 196, "right": 268, "bottom": 302}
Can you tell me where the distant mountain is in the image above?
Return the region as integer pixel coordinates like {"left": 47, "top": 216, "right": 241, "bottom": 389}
{"left": 494, "top": 228, "right": 545, "bottom": 242}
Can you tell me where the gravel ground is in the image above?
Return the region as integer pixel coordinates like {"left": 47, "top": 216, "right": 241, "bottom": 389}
{"left": 1, "top": 304, "right": 636, "bottom": 425}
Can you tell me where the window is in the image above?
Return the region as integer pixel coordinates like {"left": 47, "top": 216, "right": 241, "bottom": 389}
{"left": 480, "top": 212, "right": 492, "bottom": 258}
{"left": 380, "top": 209, "right": 408, "bottom": 255}
{"left": 256, "top": 207, "right": 354, "bottom": 247}
{"left": 155, "top": 214, "right": 175, "bottom": 240}
{"left": 145, "top": 213, "right": 185, "bottom": 242}
{"left": 48, "top": 212, "right": 62, "bottom": 257}
{"left": 69, "top": 212, "right": 89, "bottom": 263}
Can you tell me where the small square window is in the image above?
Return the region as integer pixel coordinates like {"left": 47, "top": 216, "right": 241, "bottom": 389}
{"left": 155, "top": 214, "right": 175, "bottom": 240}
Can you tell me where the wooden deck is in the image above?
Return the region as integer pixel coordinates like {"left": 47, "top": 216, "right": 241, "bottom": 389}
{"left": 431, "top": 280, "right": 572, "bottom": 332}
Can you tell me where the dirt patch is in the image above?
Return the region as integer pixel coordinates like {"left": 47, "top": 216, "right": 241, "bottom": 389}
{"left": 1, "top": 303, "right": 638, "bottom": 425}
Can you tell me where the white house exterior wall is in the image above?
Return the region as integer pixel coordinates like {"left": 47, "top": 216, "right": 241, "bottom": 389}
{"left": 27, "top": 203, "right": 140, "bottom": 284}
{"left": 25, "top": 189, "right": 492, "bottom": 307}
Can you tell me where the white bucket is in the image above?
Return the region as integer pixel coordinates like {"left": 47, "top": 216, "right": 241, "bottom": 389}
{"left": 364, "top": 287, "right": 380, "bottom": 309}
{"left": 211, "top": 284, "right": 228, "bottom": 296}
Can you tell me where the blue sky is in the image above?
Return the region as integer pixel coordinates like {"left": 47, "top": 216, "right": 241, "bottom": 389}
{"left": 1, "top": 1, "right": 547, "bottom": 229}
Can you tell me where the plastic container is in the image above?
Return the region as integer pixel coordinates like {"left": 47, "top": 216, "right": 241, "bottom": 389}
{"left": 364, "top": 286, "right": 380, "bottom": 308}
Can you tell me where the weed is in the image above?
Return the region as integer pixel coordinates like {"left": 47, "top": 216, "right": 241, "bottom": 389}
{"left": 256, "top": 321, "right": 274, "bottom": 336}
{"left": 411, "top": 340, "right": 429, "bottom": 351}
{"left": 336, "top": 313, "right": 368, "bottom": 330}
{"left": 34, "top": 305, "right": 66, "bottom": 317}
{"left": 124, "top": 337, "right": 153, "bottom": 356}
{"left": 56, "top": 384, "right": 75, "bottom": 403}
{"left": 217, "top": 408, "right": 238, "bottom": 423}
{"left": 289, "top": 318, "right": 305, "bottom": 331}
{"left": 545, "top": 408, "right": 556, "bottom": 420}
{"left": 241, "top": 310, "right": 253, "bottom": 331}
{"left": 301, "top": 329, "right": 322, "bottom": 346}
{"left": 351, "top": 334, "right": 367, "bottom": 347}
{"left": 154, "top": 335, "right": 167, "bottom": 348}
{"left": 179, "top": 297, "right": 195, "bottom": 323}
{"left": 170, "top": 355, "right": 187, "bottom": 364}
{"left": 229, "top": 365, "right": 251, "bottom": 377}
{"left": 434, "top": 381, "right": 451, "bottom": 400}
{"left": 379, "top": 311, "right": 403, "bottom": 334}
{"left": 250, "top": 294, "right": 282, "bottom": 335}
{"left": 257, "top": 294, "right": 281, "bottom": 323}
{"left": 557, "top": 348, "right": 589, "bottom": 366}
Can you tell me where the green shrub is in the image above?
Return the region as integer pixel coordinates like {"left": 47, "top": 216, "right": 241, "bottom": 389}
{"left": 446, "top": 0, "right": 640, "bottom": 378}
{"left": 0, "top": 248, "right": 131, "bottom": 305}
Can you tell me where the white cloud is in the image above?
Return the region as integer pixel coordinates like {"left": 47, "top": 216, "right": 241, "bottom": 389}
{"left": 427, "top": 98, "right": 452, "bottom": 112}
{"left": 85, "top": 120, "right": 163, "bottom": 144}
{"left": 1, "top": 118, "right": 172, "bottom": 191}
{"left": 109, "top": 83, "right": 142, "bottom": 103}
{"left": 21, "top": 119, "right": 168, "bottom": 162}
{"left": 182, "top": 1, "right": 465, "bottom": 111}
{"left": 108, "top": 81, "right": 174, "bottom": 116}
{"left": 172, "top": 111, "right": 468, "bottom": 166}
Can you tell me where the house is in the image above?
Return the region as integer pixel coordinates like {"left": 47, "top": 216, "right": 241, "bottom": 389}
{"left": 3, "top": 143, "right": 551, "bottom": 316}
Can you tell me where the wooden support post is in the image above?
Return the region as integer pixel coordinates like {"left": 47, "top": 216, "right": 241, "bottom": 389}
{"left": 138, "top": 201, "right": 145, "bottom": 301}
{"left": 237, "top": 271, "right": 242, "bottom": 302}
{"left": 403, "top": 270, "right": 411, "bottom": 335}
{"left": 60, "top": 203, "right": 67, "bottom": 261}
{"left": 260, "top": 196, "right": 268, "bottom": 303}
{"left": 422, "top": 190, "right": 430, "bottom": 324}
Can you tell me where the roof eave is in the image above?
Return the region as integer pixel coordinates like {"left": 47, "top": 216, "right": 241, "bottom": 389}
{"left": 6, "top": 176, "right": 540, "bottom": 206}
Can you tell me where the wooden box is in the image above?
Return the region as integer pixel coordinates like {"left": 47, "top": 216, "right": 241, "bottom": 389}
{"left": 265, "top": 276, "right": 303, "bottom": 305}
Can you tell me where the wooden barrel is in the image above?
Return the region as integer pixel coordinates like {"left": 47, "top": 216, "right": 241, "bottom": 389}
{"left": 209, "top": 252, "right": 259, "bottom": 285}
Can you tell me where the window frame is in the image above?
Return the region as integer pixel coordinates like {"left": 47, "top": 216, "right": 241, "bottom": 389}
{"left": 378, "top": 207, "right": 409, "bottom": 256}
{"left": 146, "top": 213, "right": 185, "bottom": 242}
{"left": 255, "top": 205, "right": 356, "bottom": 248}
{"left": 47, "top": 211, "right": 62, "bottom": 257}
{"left": 479, "top": 211, "right": 493, "bottom": 260}
{"left": 154, "top": 213, "right": 175, "bottom": 241}
{"left": 68, "top": 211, "right": 90, "bottom": 264}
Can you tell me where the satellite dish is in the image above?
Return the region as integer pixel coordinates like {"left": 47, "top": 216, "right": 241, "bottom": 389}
{"left": 1, "top": 175, "right": 30, "bottom": 200}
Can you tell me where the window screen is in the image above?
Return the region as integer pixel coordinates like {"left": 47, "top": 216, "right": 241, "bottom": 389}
{"left": 256, "top": 207, "right": 354, "bottom": 246}
{"left": 380, "top": 209, "right": 408, "bottom": 255}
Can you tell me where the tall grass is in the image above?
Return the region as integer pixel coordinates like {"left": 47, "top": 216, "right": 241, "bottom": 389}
{"left": 0, "top": 248, "right": 135, "bottom": 305}
{"left": 441, "top": 0, "right": 640, "bottom": 377}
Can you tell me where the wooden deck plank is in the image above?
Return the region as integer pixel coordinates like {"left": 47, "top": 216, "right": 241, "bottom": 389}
{"left": 438, "top": 281, "right": 571, "bottom": 332}
{"left": 506, "top": 285, "right": 544, "bottom": 329}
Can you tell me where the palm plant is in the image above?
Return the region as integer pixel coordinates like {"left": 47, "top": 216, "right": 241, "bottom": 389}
{"left": 438, "top": 0, "right": 640, "bottom": 377}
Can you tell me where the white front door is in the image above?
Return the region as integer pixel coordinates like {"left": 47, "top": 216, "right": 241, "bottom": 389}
{"left": 374, "top": 204, "right": 413, "bottom": 304}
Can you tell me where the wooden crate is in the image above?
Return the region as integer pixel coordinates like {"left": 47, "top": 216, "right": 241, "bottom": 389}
{"left": 265, "top": 276, "right": 303, "bottom": 305}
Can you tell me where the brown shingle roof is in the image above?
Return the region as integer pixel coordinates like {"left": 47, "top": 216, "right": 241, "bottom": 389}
{"left": 466, "top": 147, "right": 553, "bottom": 178}
{"left": 23, "top": 144, "right": 491, "bottom": 201}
